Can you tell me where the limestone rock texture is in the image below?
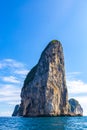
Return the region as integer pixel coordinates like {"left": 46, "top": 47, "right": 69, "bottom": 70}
{"left": 16, "top": 40, "right": 68, "bottom": 117}
{"left": 68, "top": 98, "right": 83, "bottom": 116}
{"left": 12, "top": 105, "right": 19, "bottom": 116}
{"left": 12, "top": 40, "right": 83, "bottom": 117}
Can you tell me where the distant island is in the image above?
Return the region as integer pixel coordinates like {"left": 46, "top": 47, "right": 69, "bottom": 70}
{"left": 12, "top": 40, "right": 83, "bottom": 117}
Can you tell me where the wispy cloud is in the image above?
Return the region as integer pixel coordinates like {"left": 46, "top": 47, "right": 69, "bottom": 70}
{"left": 66, "top": 72, "right": 87, "bottom": 96}
{"left": 1, "top": 76, "right": 21, "bottom": 84}
{"left": 0, "top": 111, "right": 11, "bottom": 117}
{"left": 0, "top": 58, "right": 29, "bottom": 78}
{"left": 66, "top": 72, "right": 87, "bottom": 115}
{"left": 0, "top": 58, "right": 29, "bottom": 72}
{"left": 1, "top": 59, "right": 25, "bottom": 68}
{"left": 0, "top": 84, "right": 21, "bottom": 103}
{"left": 66, "top": 71, "right": 81, "bottom": 80}
{"left": 14, "top": 70, "right": 29, "bottom": 75}
{"left": 0, "top": 58, "right": 29, "bottom": 116}
{"left": 0, "top": 63, "right": 3, "bottom": 69}
{"left": 67, "top": 72, "right": 81, "bottom": 75}
{"left": 67, "top": 80, "right": 87, "bottom": 94}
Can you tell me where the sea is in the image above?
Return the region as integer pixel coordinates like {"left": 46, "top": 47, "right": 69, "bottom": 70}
{"left": 0, "top": 116, "right": 87, "bottom": 130}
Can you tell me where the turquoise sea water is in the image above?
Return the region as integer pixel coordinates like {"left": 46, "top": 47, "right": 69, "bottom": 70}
{"left": 0, "top": 116, "right": 87, "bottom": 130}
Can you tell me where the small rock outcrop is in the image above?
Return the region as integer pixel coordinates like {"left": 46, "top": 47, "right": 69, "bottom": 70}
{"left": 68, "top": 98, "right": 83, "bottom": 116}
{"left": 12, "top": 40, "right": 83, "bottom": 117}
{"left": 12, "top": 105, "right": 19, "bottom": 116}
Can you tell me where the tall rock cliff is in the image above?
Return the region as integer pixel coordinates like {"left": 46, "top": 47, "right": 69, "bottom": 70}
{"left": 16, "top": 40, "right": 68, "bottom": 117}
{"left": 12, "top": 40, "right": 83, "bottom": 117}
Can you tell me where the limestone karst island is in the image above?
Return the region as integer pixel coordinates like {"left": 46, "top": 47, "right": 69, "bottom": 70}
{"left": 12, "top": 40, "right": 83, "bottom": 117}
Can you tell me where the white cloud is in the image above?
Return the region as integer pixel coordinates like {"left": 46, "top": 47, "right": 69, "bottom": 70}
{"left": 0, "top": 111, "right": 11, "bottom": 117}
{"left": 2, "top": 59, "right": 25, "bottom": 68}
{"left": 0, "top": 58, "right": 28, "bottom": 70}
{"left": 67, "top": 72, "right": 87, "bottom": 115}
{"left": 66, "top": 71, "right": 81, "bottom": 76}
{"left": 14, "top": 70, "right": 29, "bottom": 75}
{"left": 67, "top": 80, "right": 87, "bottom": 94}
{"left": 66, "top": 71, "right": 81, "bottom": 80}
{"left": 0, "top": 84, "right": 21, "bottom": 103}
{"left": 0, "top": 58, "right": 29, "bottom": 81}
{"left": 0, "top": 58, "right": 29, "bottom": 116}
{"left": 0, "top": 63, "right": 3, "bottom": 69}
{"left": 1, "top": 76, "right": 21, "bottom": 84}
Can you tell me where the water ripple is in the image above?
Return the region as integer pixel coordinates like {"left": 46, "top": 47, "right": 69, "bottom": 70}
{"left": 0, "top": 116, "right": 87, "bottom": 130}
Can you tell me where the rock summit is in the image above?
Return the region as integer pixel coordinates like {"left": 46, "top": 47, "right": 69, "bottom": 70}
{"left": 12, "top": 40, "right": 83, "bottom": 117}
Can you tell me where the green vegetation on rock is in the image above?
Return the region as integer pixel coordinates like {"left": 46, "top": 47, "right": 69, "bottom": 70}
{"left": 51, "top": 40, "right": 59, "bottom": 44}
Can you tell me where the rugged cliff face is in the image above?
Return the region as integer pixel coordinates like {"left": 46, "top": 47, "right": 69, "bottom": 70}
{"left": 12, "top": 105, "right": 19, "bottom": 116}
{"left": 12, "top": 40, "right": 83, "bottom": 117}
{"left": 68, "top": 98, "right": 83, "bottom": 116}
{"left": 15, "top": 40, "right": 68, "bottom": 117}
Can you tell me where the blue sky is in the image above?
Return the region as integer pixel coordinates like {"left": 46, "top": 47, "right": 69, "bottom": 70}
{"left": 0, "top": 0, "right": 87, "bottom": 116}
